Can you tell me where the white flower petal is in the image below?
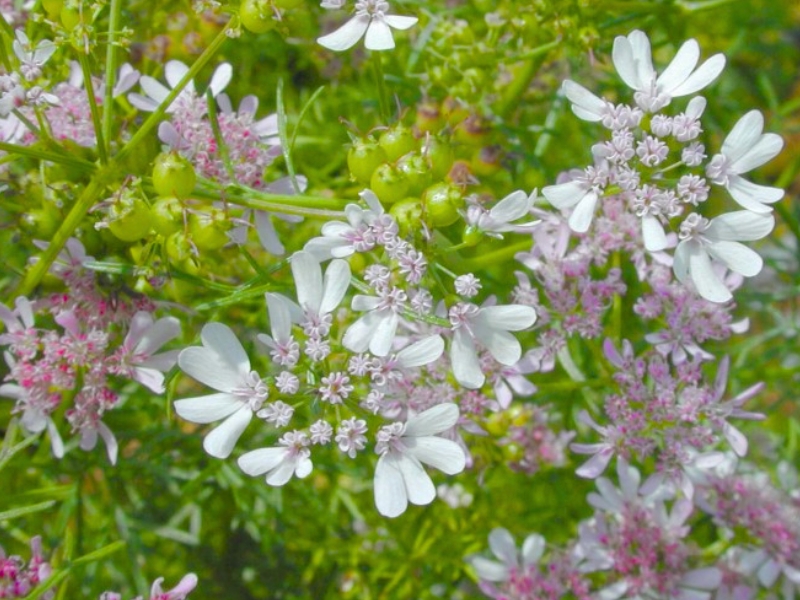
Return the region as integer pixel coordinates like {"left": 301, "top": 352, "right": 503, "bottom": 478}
{"left": 320, "top": 259, "right": 351, "bottom": 314}
{"left": 164, "top": 60, "right": 191, "bottom": 90}
{"left": 365, "top": 20, "right": 396, "bottom": 51}
{"left": 568, "top": 191, "right": 599, "bottom": 233}
{"left": 563, "top": 80, "right": 606, "bottom": 121}
{"left": 405, "top": 403, "right": 459, "bottom": 437}
{"left": 721, "top": 110, "right": 764, "bottom": 165}
{"left": 451, "top": 329, "right": 483, "bottom": 389}
{"left": 135, "top": 316, "right": 181, "bottom": 356}
{"left": 473, "top": 325, "right": 522, "bottom": 366}
{"left": 521, "top": 534, "right": 545, "bottom": 566}
{"left": 489, "top": 190, "right": 531, "bottom": 223}
{"left": 612, "top": 34, "right": 644, "bottom": 91}
{"left": 488, "top": 528, "right": 518, "bottom": 566}
{"left": 476, "top": 305, "right": 537, "bottom": 331}
{"left": 542, "top": 180, "right": 587, "bottom": 210}
{"left": 726, "top": 177, "right": 783, "bottom": 212}
{"left": 575, "top": 448, "right": 614, "bottom": 478}
{"left": 729, "top": 132, "right": 783, "bottom": 174}
{"left": 656, "top": 39, "right": 700, "bottom": 94}
{"left": 668, "top": 53, "right": 725, "bottom": 97}
{"left": 203, "top": 406, "right": 253, "bottom": 458}
{"left": 397, "top": 454, "right": 435, "bottom": 506}
{"left": 265, "top": 293, "right": 293, "bottom": 343}
{"left": 723, "top": 422, "right": 748, "bottom": 456}
{"left": 238, "top": 447, "right": 287, "bottom": 476}
{"left": 255, "top": 211, "right": 285, "bottom": 255}
{"left": 369, "top": 311, "right": 398, "bottom": 357}
{"left": 318, "top": 15, "right": 370, "bottom": 52}
{"left": 706, "top": 211, "right": 774, "bottom": 241}
{"left": 138, "top": 76, "right": 170, "bottom": 104}
{"left": 291, "top": 251, "right": 323, "bottom": 313}
{"left": 265, "top": 457, "right": 298, "bottom": 486}
{"left": 295, "top": 456, "right": 313, "bottom": 479}
{"left": 178, "top": 347, "right": 243, "bottom": 392}
{"left": 342, "top": 311, "right": 380, "bottom": 354}
{"left": 706, "top": 241, "right": 763, "bottom": 277}
{"left": 374, "top": 453, "right": 408, "bottom": 517}
{"left": 383, "top": 15, "right": 418, "bottom": 30}
{"left": 175, "top": 393, "right": 244, "bottom": 423}
{"left": 688, "top": 243, "right": 731, "bottom": 303}
{"left": 469, "top": 557, "right": 509, "bottom": 582}
{"left": 208, "top": 62, "right": 232, "bottom": 97}
{"left": 396, "top": 335, "right": 444, "bottom": 368}
{"left": 642, "top": 215, "right": 668, "bottom": 251}
{"left": 405, "top": 437, "right": 466, "bottom": 475}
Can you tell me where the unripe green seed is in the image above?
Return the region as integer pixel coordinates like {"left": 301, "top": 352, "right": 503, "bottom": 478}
{"left": 370, "top": 163, "right": 410, "bottom": 205}
{"left": 240, "top": 0, "right": 276, "bottom": 33}
{"left": 389, "top": 198, "right": 423, "bottom": 234}
{"left": 152, "top": 152, "right": 197, "bottom": 199}
{"left": 151, "top": 196, "right": 184, "bottom": 236}
{"left": 347, "top": 140, "right": 387, "bottom": 185}
{"left": 423, "top": 182, "right": 464, "bottom": 227}
{"left": 378, "top": 125, "right": 417, "bottom": 162}
{"left": 188, "top": 209, "right": 231, "bottom": 251}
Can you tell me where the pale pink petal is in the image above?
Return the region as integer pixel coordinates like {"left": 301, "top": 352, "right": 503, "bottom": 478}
{"left": 203, "top": 406, "right": 253, "bottom": 458}
{"left": 723, "top": 422, "right": 748, "bottom": 456}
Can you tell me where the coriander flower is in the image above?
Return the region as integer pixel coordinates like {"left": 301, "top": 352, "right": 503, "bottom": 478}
{"left": 705, "top": 110, "right": 785, "bottom": 213}
{"left": 374, "top": 403, "right": 466, "bottom": 517}
{"left": 114, "top": 312, "right": 181, "bottom": 394}
{"left": 448, "top": 301, "right": 537, "bottom": 389}
{"left": 468, "top": 528, "right": 546, "bottom": 583}
{"left": 174, "top": 323, "right": 267, "bottom": 458}
{"left": 317, "top": 0, "right": 418, "bottom": 52}
{"left": 238, "top": 430, "right": 313, "bottom": 486}
{"left": 128, "top": 60, "right": 231, "bottom": 113}
{"left": 612, "top": 30, "right": 725, "bottom": 112}
{"left": 673, "top": 211, "right": 774, "bottom": 303}
{"left": 12, "top": 30, "right": 57, "bottom": 81}
{"left": 465, "top": 190, "right": 540, "bottom": 239}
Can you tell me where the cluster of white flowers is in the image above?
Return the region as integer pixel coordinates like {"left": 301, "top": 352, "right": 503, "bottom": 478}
{"left": 545, "top": 30, "right": 783, "bottom": 303}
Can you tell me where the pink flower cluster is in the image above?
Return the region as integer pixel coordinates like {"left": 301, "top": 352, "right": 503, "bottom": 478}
{"left": 0, "top": 239, "right": 180, "bottom": 463}
{"left": 0, "top": 537, "right": 53, "bottom": 599}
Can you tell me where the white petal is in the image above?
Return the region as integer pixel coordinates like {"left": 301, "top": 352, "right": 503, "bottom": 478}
{"left": 364, "top": 20, "right": 396, "bottom": 51}
{"left": 238, "top": 447, "right": 287, "bottom": 476}
{"left": 374, "top": 453, "right": 408, "bottom": 517}
{"left": 135, "top": 316, "right": 181, "bottom": 356}
{"left": 472, "top": 325, "right": 521, "bottom": 366}
{"left": 469, "top": 557, "right": 509, "bottom": 582}
{"left": 291, "top": 251, "right": 323, "bottom": 313}
{"left": 178, "top": 347, "right": 243, "bottom": 392}
{"left": 208, "top": 62, "right": 232, "bottom": 97}
{"left": 729, "top": 132, "right": 783, "bottom": 174}
{"left": 688, "top": 244, "right": 732, "bottom": 303}
{"left": 705, "top": 241, "right": 763, "bottom": 277}
{"left": 317, "top": 15, "right": 370, "bottom": 52}
{"left": 450, "top": 329, "right": 483, "bottom": 389}
{"left": 575, "top": 448, "right": 614, "bottom": 478}
{"left": 201, "top": 322, "right": 249, "bottom": 370}
{"left": 542, "top": 180, "right": 587, "bottom": 210}
{"left": 133, "top": 367, "right": 165, "bottom": 393}
{"left": 520, "top": 534, "right": 545, "bottom": 566}
{"left": 405, "top": 436, "right": 466, "bottom": 475}
{"left": 175, "top": 394, "right": 243, "bottom": 423}
{"left": 47, "top": 419, "right": 64, "bottom": 459}
{"left": 684, "top": 96, "right": 707, "bottom": 120}
{"left": 568, "top": 191, "right": 599, "bottom": 233}
{"left": 706, "top": 211, "right": 774, "bottom": 241}
{"left": 320, "top": 259, "right": 351, "bottom": 314}
{"left": 668, "top": 53, "right": 725, "bottom": 97}
{"left": 726, "top": 177, "right": 783, "bottom": 212}
{"left": 164, "top": 60, "right": 190, "bottom": 90}
{"left": 383, "top": 15, "right": 418, "bottom": 30}
{"left": 405, "top": 403, "right": 459, "bottom": 437}
{"left": 255, "top": 211, "right": 285, "bottom": 255}
{"left": 342, "top": 311, "right": 380, "bottom": 354}
{"left": 612, "top": 34, "right": 644, "bottom": 90}
{"left": 723, "top": 422, "right": 748, "bottom": 456}
{"left": 681, "top": 568, "right": 722, "bottom": 590}
{"left": 656, "top": 39, "right": 700, "bottom": 95}
{"left": 476, "top": 305, "right": 537, "bottom": 332}
{"left": 351, "top": 295, "right": 381, "bottom": 311}
{"left": 139, "top": 76, "right": 171, "bottom": 104}
{"left": 397, "top": 454, "right": 435, "bottom": 506}
{"left": 488, "top": 528, "right": 518, "bottom": 566}
{"left": 98, "top": 421, "right": 118, "bottom": 465}
{"left": 489, "top": 190, "right": 531, "bottom": 223}
{"left": 265, "top": 293, "right": 293, "bottom": 344}
{"left": 203, "top": 406, "right": 252, "bottom": 458}
{"left": 265, "top": 457, "right": 298, "bottom": 486}
{"left": 721, "top": 110, "right": 764, "bottom": 165}
{"left": 396, "top": 335, "right": 444, "bottom": 368}
{"left": 673, "top": 240, "right": 693, "bottom": 284}
{"left": 628, "top": 30, "right": 654, "bottom": 87}
{"left": 642, "top": 215, "right": 668, "bottom": 251}
{"left": 294, "top": 456, "right": 313, "bottom": 479}
{"left": 563, "top": 80, "right": 606, "bottom": 121}
{"left": 369, "top": 311, "right": 398, "bottom": 357}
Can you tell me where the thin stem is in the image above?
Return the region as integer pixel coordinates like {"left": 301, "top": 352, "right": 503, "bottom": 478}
{"left": 372, "top": 51, "right": 389, "bottom": 121}
{"left": 0, "top": 141, "right": 95, "bottom": 169}
{"left": 77, "top": 52, "right": 108, "bottom": 164}
{"left": 101, "top": 0, "right": 123, "bottom": 149}
{"left": 460, "top": 239, "right": 532, "bottom": 270}
{"left": 116, "top": 17, "right": 234, "bottom": 163}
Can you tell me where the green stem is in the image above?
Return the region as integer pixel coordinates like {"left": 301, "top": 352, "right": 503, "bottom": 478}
{"left": 101, "top": 0, "right": 123, "bottom": 149}
{"left": 460, "top": 239, "right": 532, "bottom": 270}
{"left": 116, "top": 17, "right": 234, "bottom": 163}
{"left": 193, "top": 179, "right": 348, "bottom": 216}
{"left": 677, "top": 0, "right": 736, "bottom": 12}
{"left": 495, "top": 39, "right": 560, "bottom": 118}
{"left": 77, "top": 52, "right": 108, "bottom": 164}
{"left": 0, "top": 141, "right": 95, "bottom": 169}
{"left": 372, "top": 51, "right": 389, "bottom": 121}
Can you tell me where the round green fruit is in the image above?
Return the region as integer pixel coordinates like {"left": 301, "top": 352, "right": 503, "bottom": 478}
{"left": 423, "top": 183, "right": 464, "bottom": 227}
{"left": 378, "top": 125, "right": 417, "bottom": 162}
{"left": 150, "top": 196, "right": 183, "bottom": 236}
{"left": 370, "top": 163, "right": 409, "bottom": 205}
{"left": 389, "top": 198, "right": 423, "bottom": 233}
{"left": 188, "top": 209, "right": 230, "bottom": 251}
{"left": 152, "top": 152, "right": 197, "bottom": 199}
{"left": 108, "top": 198, "right": 152, "bottom": 242}
{"left": 347, "top": 140, "right": 387, "bottom": 185}
{"left": 396, "top": 152, "right": 432, "bottom": 196}
{"left": 240, "top": 0, "right": 275, "bottom": 33}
